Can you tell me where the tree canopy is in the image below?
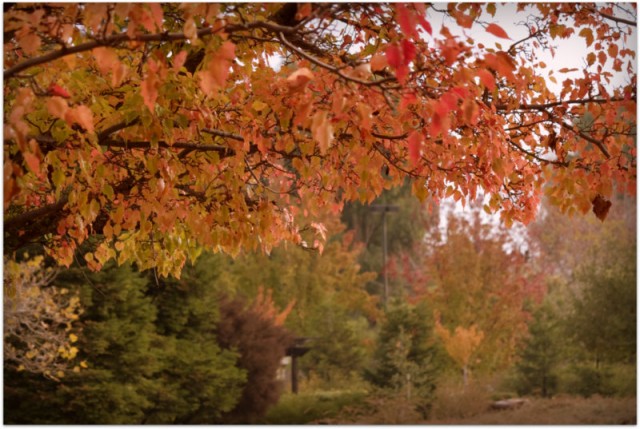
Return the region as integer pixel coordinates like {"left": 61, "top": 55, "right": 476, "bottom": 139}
{"left": 4, "top": 3, "right": 636, "bottom": 276}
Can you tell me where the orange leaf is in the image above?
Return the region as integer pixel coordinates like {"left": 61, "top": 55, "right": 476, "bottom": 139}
{"left": 486, "top": 23, "right": 511, "bottom": 39}
{"left": 141, "top": 74, "right": 158, "bottom": 112}
{"left": 579, "top": 28, "right": 594, "bottom": 47}
{"left": 287, "top": 67, "right": 314, "bottom": 92}
{"left": 18, "top": 31, "right": 41, "bottom": 56}
{"left": 93, "top": 47, "right": 119, "bottom": 76}
{"left": 311, "top": 111, "right": 333, "bottom": 154}
{"left": 295, "top": 3, "right": 312, "bottom": 20}
{"left": 218, "top": 41, "right": 236, "bottom": 61}
{"left": 46, "top": 96, "right": 69, "bottom": 120}
{"left": 73, "top": 105, "right": 95, "bottom": 133}
{"left": 23, "top": 152, "right": 40, "bottom": 174}
{"left": 172, "top": 50, "right": 188, "bottom": 72}
{"left": 370, "top": 53, "right": 388, "bottom": 72}
{"left": 149, "top": 3, "right": 164, "bottom": 30}
{"left": 407, "top": 131, "right": 422, "bottom": 167}
{"left": 184, "top": 17, "right": 197, "bottom": 40}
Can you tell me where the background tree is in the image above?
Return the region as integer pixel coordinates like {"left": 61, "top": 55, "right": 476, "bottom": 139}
{"left": 566, "top": 218, "right": 636, "bottom": 367}
{"left": 514, "top": 301, "right": 561, "bottom": 398}
{"left": 396, "top": 205, "right": 545, "bottom": 373}
{"left": 434, "top": 319, "right": 484, "bottom": 387}
{"left": 3, "top": 3, "right": 635, "bottom": 276}
{"left": 4, "top": 261, "right": 251, "bottom": 424}
{"left": 365, "top": 300, "right": 442, "bottom": 418}
{"left": 341, "top": 183, "right": 438, "bottom": 300}
{"left": 205, "top": 214, "right": 380, "bottom": 387}
{"left": 519, "top": 193, "right": 636, "bottom": 397}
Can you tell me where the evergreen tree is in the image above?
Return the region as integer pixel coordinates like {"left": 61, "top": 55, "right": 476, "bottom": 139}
{"left": 6, "top": 263, "right": 162, "bottom": 423}
{"left": 4, "top": 262, "right": 245, "bottom": 424}
{"left": 364, "top": 300, "right": 442, "bottom": 417}
{"left": 515, "top": 302, "right": 560, "bottom": 397}
{"left": 568, "top": 220, "right": 636, "bottom": 366}
{"left": 143, "top": 263, "right": 245, "bottom": 424}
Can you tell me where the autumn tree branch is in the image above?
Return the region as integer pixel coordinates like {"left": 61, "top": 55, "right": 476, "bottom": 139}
{"left": 101, "top": 139, "right": 236, "bottom": 156}
{"left": 277, "top": 32, "right": 395, "bottom": 88}
{"left": 5, "top": 21, "right": 298, "bottom": 79}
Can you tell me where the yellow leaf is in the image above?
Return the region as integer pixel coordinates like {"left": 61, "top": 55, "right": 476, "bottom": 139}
{"left": 252, "top": 100, "right": 268, "bottom": 112}
{"left": 69, "top": 333, "right": 78, "bottom": 343}
{"left": 57, "top": 371, "right": 65, "bottom": 378}
{"left": 68, "top": 346, "right": 78, "bottom": 359}
{"left": 80, "top": 360, "right": 88, "bottom": 368}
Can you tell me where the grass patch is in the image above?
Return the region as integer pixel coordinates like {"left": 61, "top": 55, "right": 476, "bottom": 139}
{"left": 261, "top": 390, "right": 367, "bottom": 424}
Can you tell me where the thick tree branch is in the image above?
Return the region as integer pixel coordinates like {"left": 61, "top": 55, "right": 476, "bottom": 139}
{"left": 101, "top": 139, "right": 236, "bottom": 156}
{"left": 277, "top": 32, "right": 395, "bottom": 87}
{"left": 557, "top": 121, "right": 611, "bottom": 159}
{"left": 202, "top": 128, "right": 244, "bottom": 142}
{"left": 594, "top": 9, "right": 637, "bottom": 27}
{"left": 5, "top": 21, "right": 298, "bottom": 79}
{"left": 5, "top": 194, "right": 68, "bottom": 233}
{"left": 507, "top": 140, "right": 569, "bottom": 167}
{"left": 495, "top": 97, "right": 631, "bottom": 112}
{"left": 96, "top": 118, "right": 141, "bottom": 142}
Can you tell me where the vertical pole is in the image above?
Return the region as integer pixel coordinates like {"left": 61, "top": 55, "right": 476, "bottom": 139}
{"left": 291, "top": 355, "right": 298, "bottom": 394}
{"left": 382, "top": 210, "right": 388, "bottom": 310}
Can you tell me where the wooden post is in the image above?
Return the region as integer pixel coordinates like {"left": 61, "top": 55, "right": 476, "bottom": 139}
{"left": 291, "top": 354, "right": 299, "bottom": 394}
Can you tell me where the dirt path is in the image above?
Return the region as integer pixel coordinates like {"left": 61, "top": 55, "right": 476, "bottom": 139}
{"left": 426, "top": 396, "right": 636, "bottom": 425}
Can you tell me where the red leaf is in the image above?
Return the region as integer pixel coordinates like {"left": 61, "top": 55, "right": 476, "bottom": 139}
{"left": 592, "top": 194, "right": 612, "bottom": 221}
{"left": 476, "top": 69, "right": 496, "bottom": 90}
{"left": 48, "top": 83, "right": 71, "bottom": 99}
{"left": 407, "top": 131, "right": 422, "bottom": 167}
{"left": 439, "top": 92, "right": 458, "bottom": 114}
{"left": 418, "top": 17, "right": 432, "bottom": 35}
{"left": 385, "top": 44, "right": 402, "bottom": 69}
{"left": 401, "top": 39, "right": 417, "bottom": 64}
{"left": 486, "top": 23, "right": 511, "bottom": 39}
{"left": 396, "top": 4, "right": 416, "bottom": 39}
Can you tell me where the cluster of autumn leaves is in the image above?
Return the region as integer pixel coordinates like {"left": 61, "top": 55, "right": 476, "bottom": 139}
{"left": 3, "top": 3, "right": 636, "bottom": 277}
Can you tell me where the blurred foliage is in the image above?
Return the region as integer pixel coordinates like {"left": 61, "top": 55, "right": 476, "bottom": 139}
{"left": 4, "top": 254, "right": 82, "bottom": 379}
{"left": 514, "top": 301, "right": 561, "bottom": 397}
{"left": 364, "top": 300, "right": 443, "bottom": 418}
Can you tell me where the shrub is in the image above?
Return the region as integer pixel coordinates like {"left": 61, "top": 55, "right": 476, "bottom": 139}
{"left": 215, "top": 295, "right": 294, "bottom": 423}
